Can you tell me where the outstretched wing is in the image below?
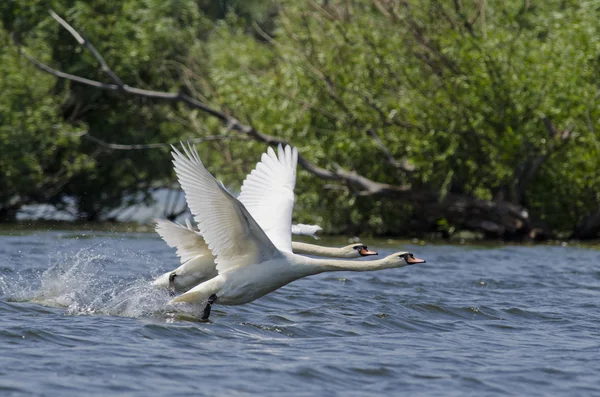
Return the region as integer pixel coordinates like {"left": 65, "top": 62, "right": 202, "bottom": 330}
{"left": 171, "top": 143, "right": 281, "bottom": 273}
{"left": 154, "top": 218, "right": 209, "bottom": 263}
{"left": 238, "top": 144, "right": 298, "bottom": 252}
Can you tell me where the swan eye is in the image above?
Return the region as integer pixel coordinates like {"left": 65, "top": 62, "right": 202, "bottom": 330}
{"left": 353, "top": 245, "right": 365, "bottom": 251}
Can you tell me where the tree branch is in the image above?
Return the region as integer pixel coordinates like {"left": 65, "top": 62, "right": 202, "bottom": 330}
{"left": 366, "top": 128, "right": 415, "bottom": 173}
{"left": 49, "top": 10, "right": 125, "bottom": 87}
{"left": 81, "top": 132, "right": 243, "bottom": 150}
{"left": 19, "top": 15, "right": 407, "bottom": 196}
{"left": 512, "top": 117, "right": 574, "bottom": 203}
{"left": 18, "top": 10, "right": 536, "bottom": 238}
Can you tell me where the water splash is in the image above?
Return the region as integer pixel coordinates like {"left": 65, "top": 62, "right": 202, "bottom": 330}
{"left": 35, "top": 247, "right": 114, "bottom": 309}
{"left": 1, "top": 242, "right": 176, "bottom": 319}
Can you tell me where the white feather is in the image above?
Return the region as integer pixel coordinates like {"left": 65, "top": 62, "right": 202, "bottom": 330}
{"left": 171, "top": 143, "right": 281, "bottom": 273}
{"left": 238, "top": 144, "right": 298, "bottom": 252}
{"left": 168, "top": 143, "right": 423, "bottom": 312}
{"left": 154, "top": 218, "right": 208, "bottom": 263}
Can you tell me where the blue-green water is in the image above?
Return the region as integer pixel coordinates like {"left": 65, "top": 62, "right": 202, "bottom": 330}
{"left": 0, "top": 231, "right": 599, "bottom": 396}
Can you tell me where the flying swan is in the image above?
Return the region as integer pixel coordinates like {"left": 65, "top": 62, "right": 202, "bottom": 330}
{"left": 153, "top": 145, "right": 376, "bottom": 292}
{"left": 168, "top": 143, "right": 426, "bottom": 320}
{"left": 154, "top": 219, "right": 377, "bottom": 293}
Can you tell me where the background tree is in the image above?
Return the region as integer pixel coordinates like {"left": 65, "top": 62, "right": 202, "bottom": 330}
{"left": 3, "top": 0, "right": 600, "bottom": 239}
{"left": 184, "top": 0, "right": 600, "bottom": 238}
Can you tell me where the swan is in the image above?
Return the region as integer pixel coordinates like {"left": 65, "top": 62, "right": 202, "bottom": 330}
{"left": 153, "top": 219, "right": 377, "bottom": 292}
{"left": 167, "top": 143, "right": 426, "bottom": 320}
{"left": 153, "top": 145, "right": 376, "bottom": 293}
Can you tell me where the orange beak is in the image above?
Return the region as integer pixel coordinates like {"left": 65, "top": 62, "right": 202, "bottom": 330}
{"left": 407, "top": 254, "right": 426, "bottom": 264}
{"left": 359, "top": 247, "right": 378, "bottom": 256}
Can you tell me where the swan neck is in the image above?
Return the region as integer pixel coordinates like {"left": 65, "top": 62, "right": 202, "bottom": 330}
{"left": 297, "top": 255, "right": 401, "bottom": 274}
{"left": 291, "top": 242, "right": 349, "bottom": 258}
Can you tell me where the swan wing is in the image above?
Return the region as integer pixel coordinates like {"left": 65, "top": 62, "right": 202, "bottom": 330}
{"left": 238, "top": 144, "right": 298, "bottom": 252}
{"left": 154, "top": 218, "right": 209, "bottom": 263}
{"left": 172, "top": 143, "right": 281, "bottom": 273}
{"left": 291, "top": 223, "right": 323, "bottom": 239}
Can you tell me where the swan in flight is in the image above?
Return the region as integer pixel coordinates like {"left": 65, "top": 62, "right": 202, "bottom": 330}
{"left": 153, "top": 219, "right": 377, "bottom": 293}
{"left": 153, "top": 144, "right": 376, "bottom": 293}
{"left": 167, "top": 143, "right": 426, "bottom": 320}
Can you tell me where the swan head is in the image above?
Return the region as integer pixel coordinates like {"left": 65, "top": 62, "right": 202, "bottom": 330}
{"left": 346, "top": 244, "right": 378, "bottom": 258}
{"left": 152, "top": 270, "right": 196, "bottom": 293}
{"left": 391, "top": 252, "right": 426, "bottom": 266}
{"left": 152, "top": 271, "right": 177, "bottom": 290}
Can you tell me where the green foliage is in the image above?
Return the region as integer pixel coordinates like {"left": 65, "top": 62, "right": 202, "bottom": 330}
{"left": 0, "top": 29, "right": 89, "bottom": 219}
{"left": 1, "top": 0, "right": 212, "bottom": 220}
{"left": 2, "top": 0, "right": 600, "bottom": 236}
{"left": 190, "top": 0, "right": 600, "bottom": 235}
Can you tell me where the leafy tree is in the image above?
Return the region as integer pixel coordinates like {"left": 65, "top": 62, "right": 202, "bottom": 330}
{"left": 3, "top": 0, "right": 600, "bottom": 239}
{"left": 0, "top": 28, "right": 89, "bottom": 220}
{"left": 183, "top": 0, "right": 600, "bottom": 237}
{"left": 2, "top": 0, "right": 210, "bottom": 220}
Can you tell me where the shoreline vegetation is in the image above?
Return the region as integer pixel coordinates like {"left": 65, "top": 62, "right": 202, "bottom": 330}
{"left": 3, "top": 1, "right": 600, "bottom": 241}
{"left": 0, "top": 220, "right": 586, "bottom": 249}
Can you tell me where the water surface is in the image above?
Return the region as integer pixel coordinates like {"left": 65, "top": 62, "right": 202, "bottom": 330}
{"left": 0, "top": 231, "right": 599, "bottom": 396}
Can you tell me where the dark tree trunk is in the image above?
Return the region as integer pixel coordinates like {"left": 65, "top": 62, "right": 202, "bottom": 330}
{"left": 572, "top": 209, "right": 600, "bottom": 240}
{"left": 0, "top": 207, "right": 18, "bottom": 222}
{"left": 421, "top": 193, "right": 537, "bottom": 240}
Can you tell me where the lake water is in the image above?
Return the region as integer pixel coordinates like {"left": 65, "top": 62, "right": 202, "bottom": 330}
{"left": 0, "top": 231, "right": 599, "bottom": 396}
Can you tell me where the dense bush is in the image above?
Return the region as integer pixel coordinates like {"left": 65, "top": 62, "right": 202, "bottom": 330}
{"left": 2, "top": 0, "right": 600, "bottom": 238}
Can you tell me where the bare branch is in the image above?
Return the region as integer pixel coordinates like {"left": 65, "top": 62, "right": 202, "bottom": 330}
{"left": 19, "top": 49, "right": 118, "bottom": 90}
{"left": 82, "top": 133, "right": 244, "bottom": 150}
{"left": 453, "top": 0, "right": 475, "bottom": 36}
{"left": 49, "top": 10, "right": 124, "bottom": 87}
{"left": 511, "top": 117, "right": 575, "bottom": 203}
{"left": 366, "top": 129, "right": 415, "bottom": 173}
{"left": 25, "top": 11, "right": 424, "bottom": 198}
{"left": 17, "top": 11, "right": 536, "bottom": 238}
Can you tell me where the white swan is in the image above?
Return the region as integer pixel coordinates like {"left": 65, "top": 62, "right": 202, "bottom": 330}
{"left": 153, "top": 145, "right": 376, "bottom": 292}
{"left": 167, "top": 143, "right": 425, "bottom": 320}
{"left": 153, "top": 219, "right": 377, "bottom": 292}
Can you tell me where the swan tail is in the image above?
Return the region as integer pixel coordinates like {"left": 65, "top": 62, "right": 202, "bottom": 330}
{"left": 169, "top": 289, "right": 207, "bottom": 304}
{"left": 168, "top": 275, "right": 224, "bottom": 305}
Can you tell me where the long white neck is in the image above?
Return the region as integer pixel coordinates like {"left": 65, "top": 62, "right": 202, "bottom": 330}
{"left": 293, "top": 254, "right": 405, "bottom": 275}
{"left": 291, "top": 242, "right": 355, "bottom": 258}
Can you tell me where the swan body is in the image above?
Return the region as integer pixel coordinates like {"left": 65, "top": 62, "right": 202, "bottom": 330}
{"left": 172, "top": 251, "right": 423, "bottom": 306}
{"left": 153, "top": 219, "right": 376, "bottom": 292}
{"left": 154, "top": 145, "right": 375, "bottom": 293}
{"left": 166, "top": 143, "right": 425, "bottom": 318}
{"left": 152, "top": 219, "right": 217, "bottom": 290}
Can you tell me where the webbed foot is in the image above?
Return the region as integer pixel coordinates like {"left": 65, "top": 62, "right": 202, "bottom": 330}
{"left": 168, "top": 272, "right": 177, "bottom": 297}
{"left": 201, "top": 294, "right": 218, "bottom": 321}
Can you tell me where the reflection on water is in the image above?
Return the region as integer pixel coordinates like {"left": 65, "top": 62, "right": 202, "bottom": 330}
{"left": 0, "top": 230, "right": 599, "bottom": 396}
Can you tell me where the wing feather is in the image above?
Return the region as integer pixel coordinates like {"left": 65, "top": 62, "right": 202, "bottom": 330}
{"left": 238, "top": 144, "right": 297, "bottom": 252}
{"left": 154, "top": 218, "right": 210, "bottom": 263}
{"left": 171, "top": 143, "right": 281, "bottom": 273}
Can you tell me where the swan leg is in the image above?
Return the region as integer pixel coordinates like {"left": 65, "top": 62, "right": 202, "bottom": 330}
{"left": 168, "top": 272, "right": 177, "bottom": 296}
{"left": 201, "top": 294, "right": 218, "bottom": 321}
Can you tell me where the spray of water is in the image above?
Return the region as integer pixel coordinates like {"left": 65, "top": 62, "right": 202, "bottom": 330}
{"left": 0, "top": 241, "right": 187, "bottom": 319}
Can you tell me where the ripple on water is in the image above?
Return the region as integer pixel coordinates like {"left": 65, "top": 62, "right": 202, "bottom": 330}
{"left": 0, "top": 237, "right": 600, "bottom": 396}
